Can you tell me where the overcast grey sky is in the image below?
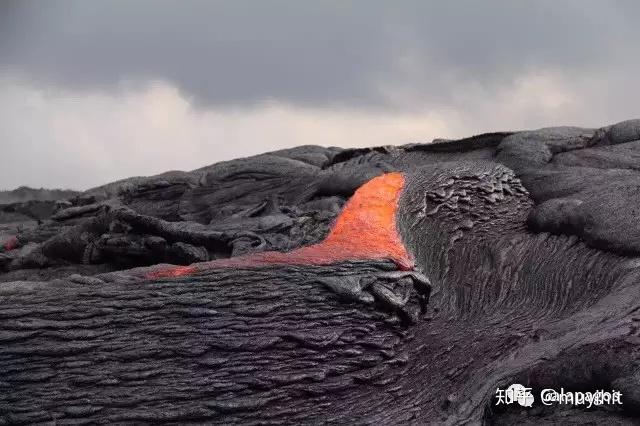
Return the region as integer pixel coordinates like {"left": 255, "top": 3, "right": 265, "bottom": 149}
{"left": 1, "top": 0, "right": 639, "bottom": 190}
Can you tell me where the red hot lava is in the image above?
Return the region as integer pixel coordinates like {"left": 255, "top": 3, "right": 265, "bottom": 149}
{"left": 147, "top": 172, "right": 413, "bottom": 279}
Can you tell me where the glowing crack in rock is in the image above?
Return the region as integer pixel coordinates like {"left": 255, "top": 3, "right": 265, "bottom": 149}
{"left": 1, "top": 236, "right": 18, "bottom": 252}
{"left": 147, "top": 172, "right": 413, "bottom": 279}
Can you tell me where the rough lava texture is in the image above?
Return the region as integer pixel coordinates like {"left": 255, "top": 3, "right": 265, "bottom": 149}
{"left": 0, "top": 187, "right": 79, "bottom": 205}
{"left": 2, "top": 120, "right": 640, "bottom": 425}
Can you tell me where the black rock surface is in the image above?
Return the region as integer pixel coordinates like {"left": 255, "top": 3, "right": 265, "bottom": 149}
{"left": 0, "top": 187, "right": 80, "bottom": 205}
{"left": 1, "top": 120, "right": 640, "bottom": 424}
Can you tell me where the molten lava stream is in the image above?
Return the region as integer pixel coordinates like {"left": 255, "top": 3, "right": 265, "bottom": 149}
{"left": 147, "top": 172, "right": 413, "bottom": 279}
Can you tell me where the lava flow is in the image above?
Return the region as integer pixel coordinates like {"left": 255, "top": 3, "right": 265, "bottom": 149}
{"left": 147, "top": 172, "right": 413, "bottom": 279}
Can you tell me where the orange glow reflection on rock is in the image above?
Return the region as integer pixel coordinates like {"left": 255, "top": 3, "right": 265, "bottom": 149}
{"left": 2, "top": 236, "right": 18, "bottom": 252}
{"left": 147, "top": 172, "right": 413, "bottom": 279}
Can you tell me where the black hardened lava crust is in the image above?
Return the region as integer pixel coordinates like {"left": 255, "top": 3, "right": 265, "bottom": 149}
{"left": 2, "top": 120, "right": 640, "bottom": 424}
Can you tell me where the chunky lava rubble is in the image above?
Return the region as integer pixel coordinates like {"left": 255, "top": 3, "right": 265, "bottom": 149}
{"left": 2, "top": 120, "right": 640, "bottom": 424}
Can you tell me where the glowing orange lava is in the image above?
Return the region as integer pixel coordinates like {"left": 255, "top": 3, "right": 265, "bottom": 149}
{"left": 147, "top": 172, "right": 413, "bottom": 279}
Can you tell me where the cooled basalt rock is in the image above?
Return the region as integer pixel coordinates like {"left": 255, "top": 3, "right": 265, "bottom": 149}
{"left": 1, "top": 119, "right": 640, "bottom": 424}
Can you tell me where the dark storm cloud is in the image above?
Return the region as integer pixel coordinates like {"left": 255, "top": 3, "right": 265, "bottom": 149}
{"left": 2, "top": 0, "right": 639, "bottom": 109}
{"left": 2, "top": 0, "right": 640, "bottom": 191}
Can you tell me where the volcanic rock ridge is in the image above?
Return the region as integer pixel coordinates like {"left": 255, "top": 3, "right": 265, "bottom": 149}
{"left": 2, "top": 120, "right": 640, "bottom": 424}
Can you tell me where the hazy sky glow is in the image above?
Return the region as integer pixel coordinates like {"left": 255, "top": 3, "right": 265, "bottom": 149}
{"left": 1, "top": 0, "right": 639, "bottom": 189}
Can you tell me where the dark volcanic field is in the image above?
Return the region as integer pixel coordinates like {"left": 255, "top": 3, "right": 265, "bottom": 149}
{"left": 2, "top": 120, "right": 640, "bottom": 424}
